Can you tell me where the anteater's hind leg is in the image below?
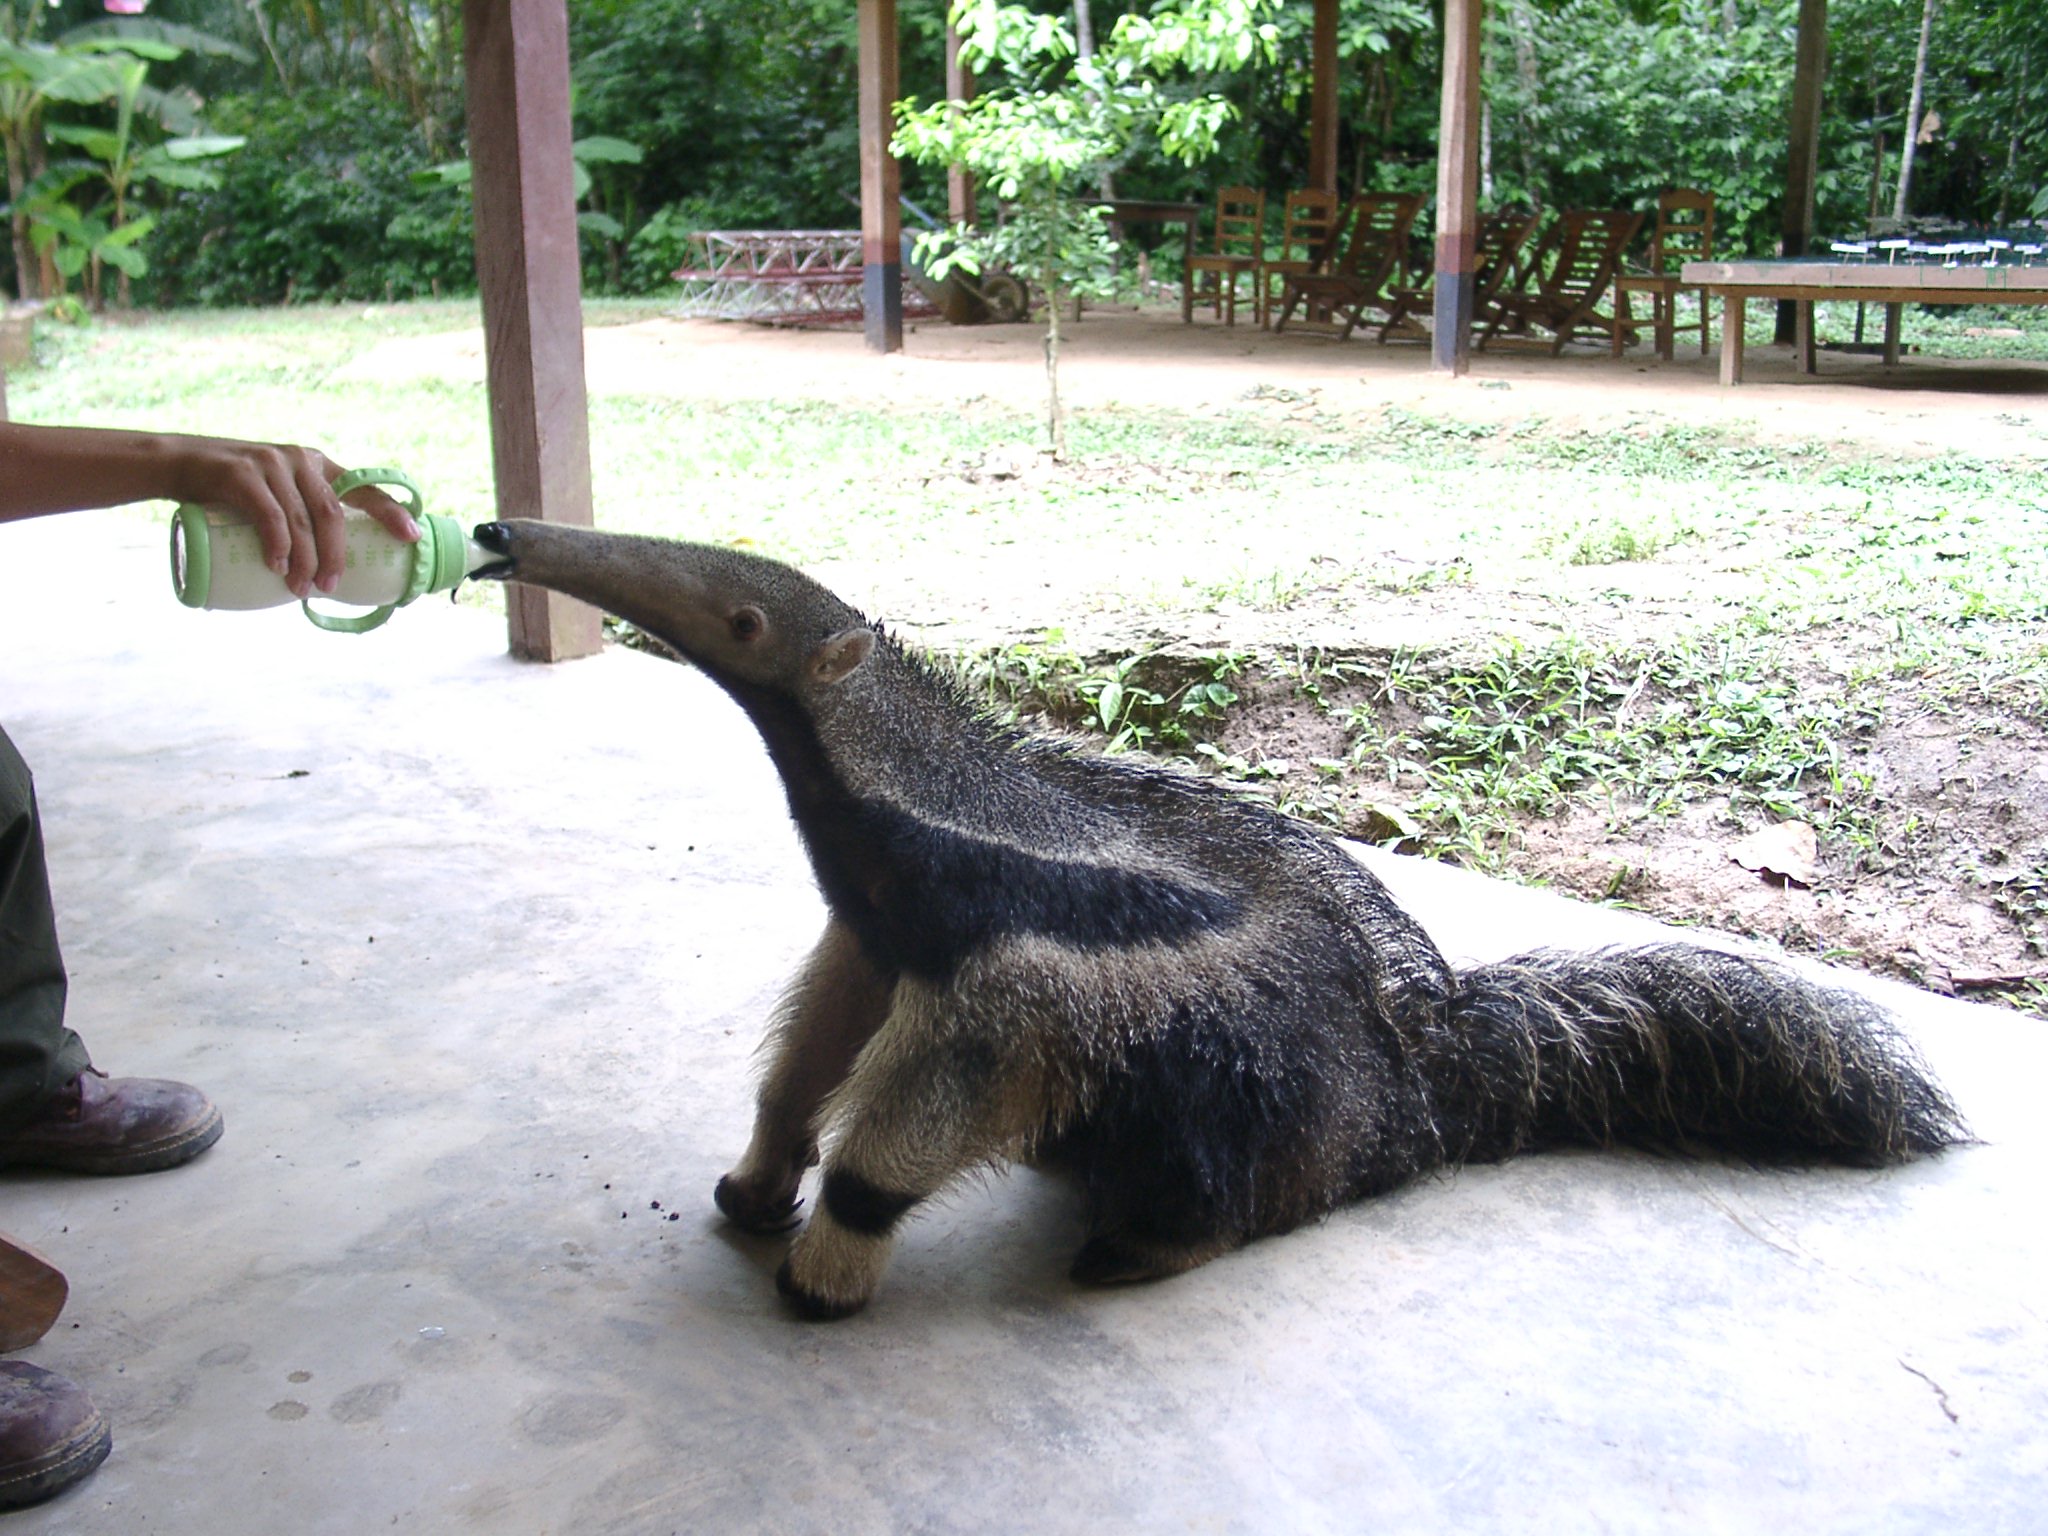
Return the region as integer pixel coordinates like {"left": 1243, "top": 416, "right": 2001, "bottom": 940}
{"left": 715, "top": 921, "right": 895, "bottom": 1233}
{"left": 1061, "top": 991, "right": 1367, "bottom": 1287}
{"left": 776, "top": 980, "right": 1044, "bottom": 1319}
{"left": 1066, "top": 1146, "right": 1249, "bottom": 1286}
{"left": 1069, "top": 1229, "right": 1237, "bottom": 1286}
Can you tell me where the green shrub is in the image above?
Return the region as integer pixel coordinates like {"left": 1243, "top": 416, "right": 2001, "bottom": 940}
{"left": 140, "top": 89, "right": 474, "bottom": 306}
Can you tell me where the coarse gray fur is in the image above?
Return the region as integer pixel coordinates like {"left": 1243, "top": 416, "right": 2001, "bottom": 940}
{"left": 471, "top": 519, "right": 1968, "bottom": 1319}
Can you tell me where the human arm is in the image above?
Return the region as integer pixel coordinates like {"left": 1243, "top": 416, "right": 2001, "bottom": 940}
{"left": 0, "top": 424, "right": 420, "bottom": 599}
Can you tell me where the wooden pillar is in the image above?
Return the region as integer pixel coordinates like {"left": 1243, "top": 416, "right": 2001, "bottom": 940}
{"left": 1307, "top": 0, "right": 1339, "bottom": 195}
{"left": 1776, "top": 0, "right": 1827, "bottom": 344}
{"left": 463, "top": 0, "right": 601, "bottom": 663}
{"left": 944, "top": 21, "right": 976, "bottom": 227}
{"left": 857, "top": 0, "right": 903, "bottom": 353}
{"left": 1431, "top": 0, "right": 1483, "bottom": 374}
{"left": 1719, "top": 294, "right": 1746, "bottom": 385}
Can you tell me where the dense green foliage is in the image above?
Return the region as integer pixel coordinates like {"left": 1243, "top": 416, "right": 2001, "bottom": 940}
{"left": 2, "top": 0, "right": 2042, "bottom": 307}
{"left": 138, "top": 89, "right": 472, "bottom": 304}
{"left": 570, "top": 0, "right": 949, "bottom": 230}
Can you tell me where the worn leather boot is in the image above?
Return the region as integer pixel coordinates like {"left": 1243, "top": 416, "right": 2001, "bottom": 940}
{"left": 0, "top": 1361, "right": 110, "bottom": 1510}
{"left": 0, "top": 1069, "right": 223, "bottom": 1175}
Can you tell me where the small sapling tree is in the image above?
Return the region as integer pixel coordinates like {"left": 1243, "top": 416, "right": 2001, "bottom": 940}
{"left": 894, "top": 0, "right": 1278, "bottom": 459}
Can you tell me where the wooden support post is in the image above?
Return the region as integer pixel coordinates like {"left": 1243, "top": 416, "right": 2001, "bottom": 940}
{"left": 1883, "top": 300, "right": 1903, "bottom": 364}
{"left": 1308, "top": 0, "right": 1339, "bottom": 196}
{"left": 944, "top": 22, "right": 976, "bottom": 228}
{"left": 1720, "top": 294, "right": 1745, "bottom": 386}
{"left": 1431, "top": 0, "right": 1483, "bottom": 375}
{"left": 1794, "top": 298, "right": 1816, "bottom": 373}
{"left": 857, "top": 0, "right": 903, "bottom": 354}
{"left": 1776, "top": 0, "right": 1828, "bottom": 345}
{"left": 463, "top": 0, "right": 601, "bottom": 663}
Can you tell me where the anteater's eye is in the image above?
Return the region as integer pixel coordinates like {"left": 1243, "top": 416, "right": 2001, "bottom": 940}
{"left": 730, "top": 606, "right": 764, "bottom": 642}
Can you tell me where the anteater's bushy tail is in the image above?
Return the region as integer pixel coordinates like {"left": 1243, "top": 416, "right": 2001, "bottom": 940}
{"left": 1425, "top": 944, "right": 1968, "bottom": 1168}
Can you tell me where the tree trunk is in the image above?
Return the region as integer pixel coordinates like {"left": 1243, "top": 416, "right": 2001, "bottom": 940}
{"left": 4, "top": 132, "right": 36, "bottom": 303}
{"left": 1997, "top": 53, "right": 2025, "bottom": 225}
{"left": 1043, "top": 268, "right": 1065, "bottom": 460}
{"left": 1508, "top": 1, "right": 1542, "bottom": 201}
{"left": 248, "top": 0, "right": 295, "bottom": 94}
{"left": 1072, "top": 1, "right": 1117, "bottom": 203}
{"left": 1480, "top": 99, "right": 1493, "bottom": 204}
{"left": 429, "top": 0, "right": 460, "bottom": 153}
{"left": 1892, "top": 0, "right": 1937, "bottom": 220}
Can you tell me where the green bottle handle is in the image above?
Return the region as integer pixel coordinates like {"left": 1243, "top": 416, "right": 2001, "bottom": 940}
{"left": 300, "top": 467, "right": 427, "bottom": 633}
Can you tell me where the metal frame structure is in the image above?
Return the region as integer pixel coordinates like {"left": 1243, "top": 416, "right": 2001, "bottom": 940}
{"left": 671, "top": 231, "right": 938, "bottom": 328}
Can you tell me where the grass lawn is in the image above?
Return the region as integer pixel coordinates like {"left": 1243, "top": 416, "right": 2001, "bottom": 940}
{"left": 10, "top": 299, "right": 2048, "bottom": 1009}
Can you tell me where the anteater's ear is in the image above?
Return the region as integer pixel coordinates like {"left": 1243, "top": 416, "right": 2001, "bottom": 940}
{"left": 808, "top": 626, "right": 876, "bottom": 685}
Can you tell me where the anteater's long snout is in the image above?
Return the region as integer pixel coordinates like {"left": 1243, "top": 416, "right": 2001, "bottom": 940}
{"left": 459, "top": 520, "right": 717, "bottom": 634}
{"left": 469, "top": 521, "right": 518, "bottom": 580}
{"left": 456, "top": 523, "right": 827, "bottom": 670}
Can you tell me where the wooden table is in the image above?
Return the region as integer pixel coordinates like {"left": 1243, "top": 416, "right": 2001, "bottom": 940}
{"left": 1682, "top": 259, "right": 2048, "bottom": 385}
{"left": 1086, "top": 200, "right": 1206, "bottom": 322}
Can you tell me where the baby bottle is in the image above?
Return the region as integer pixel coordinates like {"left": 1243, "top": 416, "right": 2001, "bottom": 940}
{"left": 170, "top": 467, "right": 498, "bottom": 632}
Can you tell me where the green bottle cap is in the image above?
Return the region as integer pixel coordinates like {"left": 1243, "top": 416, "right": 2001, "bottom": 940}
{"left": 418, "top": 514, "right": 473, "bottom": 597}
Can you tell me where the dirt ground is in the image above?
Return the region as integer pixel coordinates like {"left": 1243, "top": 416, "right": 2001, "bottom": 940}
{"left": 362, "top": 300, "right": 2048, "bottom": 459}
{"left": 358, "top": 305, "right": 2048, "bottom": 1005}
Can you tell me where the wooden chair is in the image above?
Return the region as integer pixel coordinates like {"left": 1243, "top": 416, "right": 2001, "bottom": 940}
{"left": 1186, "top": 185, "right": 1266, "bottom": 326}
{"left": 1478, "top": 208, "right": 1645, "bottom": 355}
{"left": 1256, "top": 188, "right": 1343, "bottom": 329}
{"left": 1272, "top": 191, "right": 1425, "bottom": 340}
{"left": 1379, "top": 207, "right": 1541, "bottom": 344}
{"left": 1611, "top": 188, "right": 1715, "bottom": 359}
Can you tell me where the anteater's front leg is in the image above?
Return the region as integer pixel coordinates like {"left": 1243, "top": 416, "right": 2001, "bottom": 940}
{"left": 776, "top": 980, "right": 1039, "bottom": 1319}
{"left": 715, "top": 921, "right": 895, "bottom": 1233}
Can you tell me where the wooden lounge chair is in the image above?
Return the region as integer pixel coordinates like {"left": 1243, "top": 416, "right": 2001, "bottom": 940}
{"left": 1272, "top": 191, "right": 1425, "bottom": 340}
{"left": 1256, "top": 188, "right": 1344, "bottom": 329}
{"left": 1186, "top": 185, "right": 1265, "bottom": 326}
{"left": 1611, "top": 188, "right": 1715, "bottom": 358}
{"left": 1378, "top": 207, "right": 1541, "bottom": 344}
{"left": 1501, "top": 213, "right": 1561, "bottom": 309}
{"left": 1478, "top": 208, "right": 1645, "bottom": 355}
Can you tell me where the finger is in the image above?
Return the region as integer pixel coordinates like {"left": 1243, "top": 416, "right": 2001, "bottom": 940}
{"left": 339, "top": 481, "right": 421, "bottom": 544}
{"left": 290, "top": 452, "right": 349, "bottom": 595}
{"left": 236, "top": 464, "right": 296, "bottom": 583}
{"left": 260, "top": 450, "right": 321, "bottom": 599}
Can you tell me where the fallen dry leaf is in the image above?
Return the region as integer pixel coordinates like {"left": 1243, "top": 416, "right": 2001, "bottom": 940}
{"left": 1728, "top": 820, "right": 1820, "bottom": 888}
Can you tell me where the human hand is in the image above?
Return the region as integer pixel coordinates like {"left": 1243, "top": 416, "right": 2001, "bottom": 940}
{"left": 167, "top": 437, "right": 422, "bottom": 600}
{"left": 0, "top": 424, "right": 426, "bottom": 601}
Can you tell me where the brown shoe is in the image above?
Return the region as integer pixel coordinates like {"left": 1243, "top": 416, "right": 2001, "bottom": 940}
{"left": 0, "top": 1362, "right": 111, "bottom": 1510}
{"left": 0, "top": 1069, "right": 223, "bottom": 1175}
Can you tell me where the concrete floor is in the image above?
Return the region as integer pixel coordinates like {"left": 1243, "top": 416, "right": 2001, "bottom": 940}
{"left": 3, "top": 509, "right": 2044, "bottom": 1534}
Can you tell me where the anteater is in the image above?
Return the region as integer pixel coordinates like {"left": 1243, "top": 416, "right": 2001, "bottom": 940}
{"left": 470, "top": 520, "right": 1965, "bottom": 1320}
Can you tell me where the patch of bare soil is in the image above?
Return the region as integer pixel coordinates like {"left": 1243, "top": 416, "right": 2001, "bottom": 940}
{"left": 363, "top": 303, "right": 2048, "bottom": 464}
{"left": 1199, "top": 665, "right": 2048, "bottom": 1011}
